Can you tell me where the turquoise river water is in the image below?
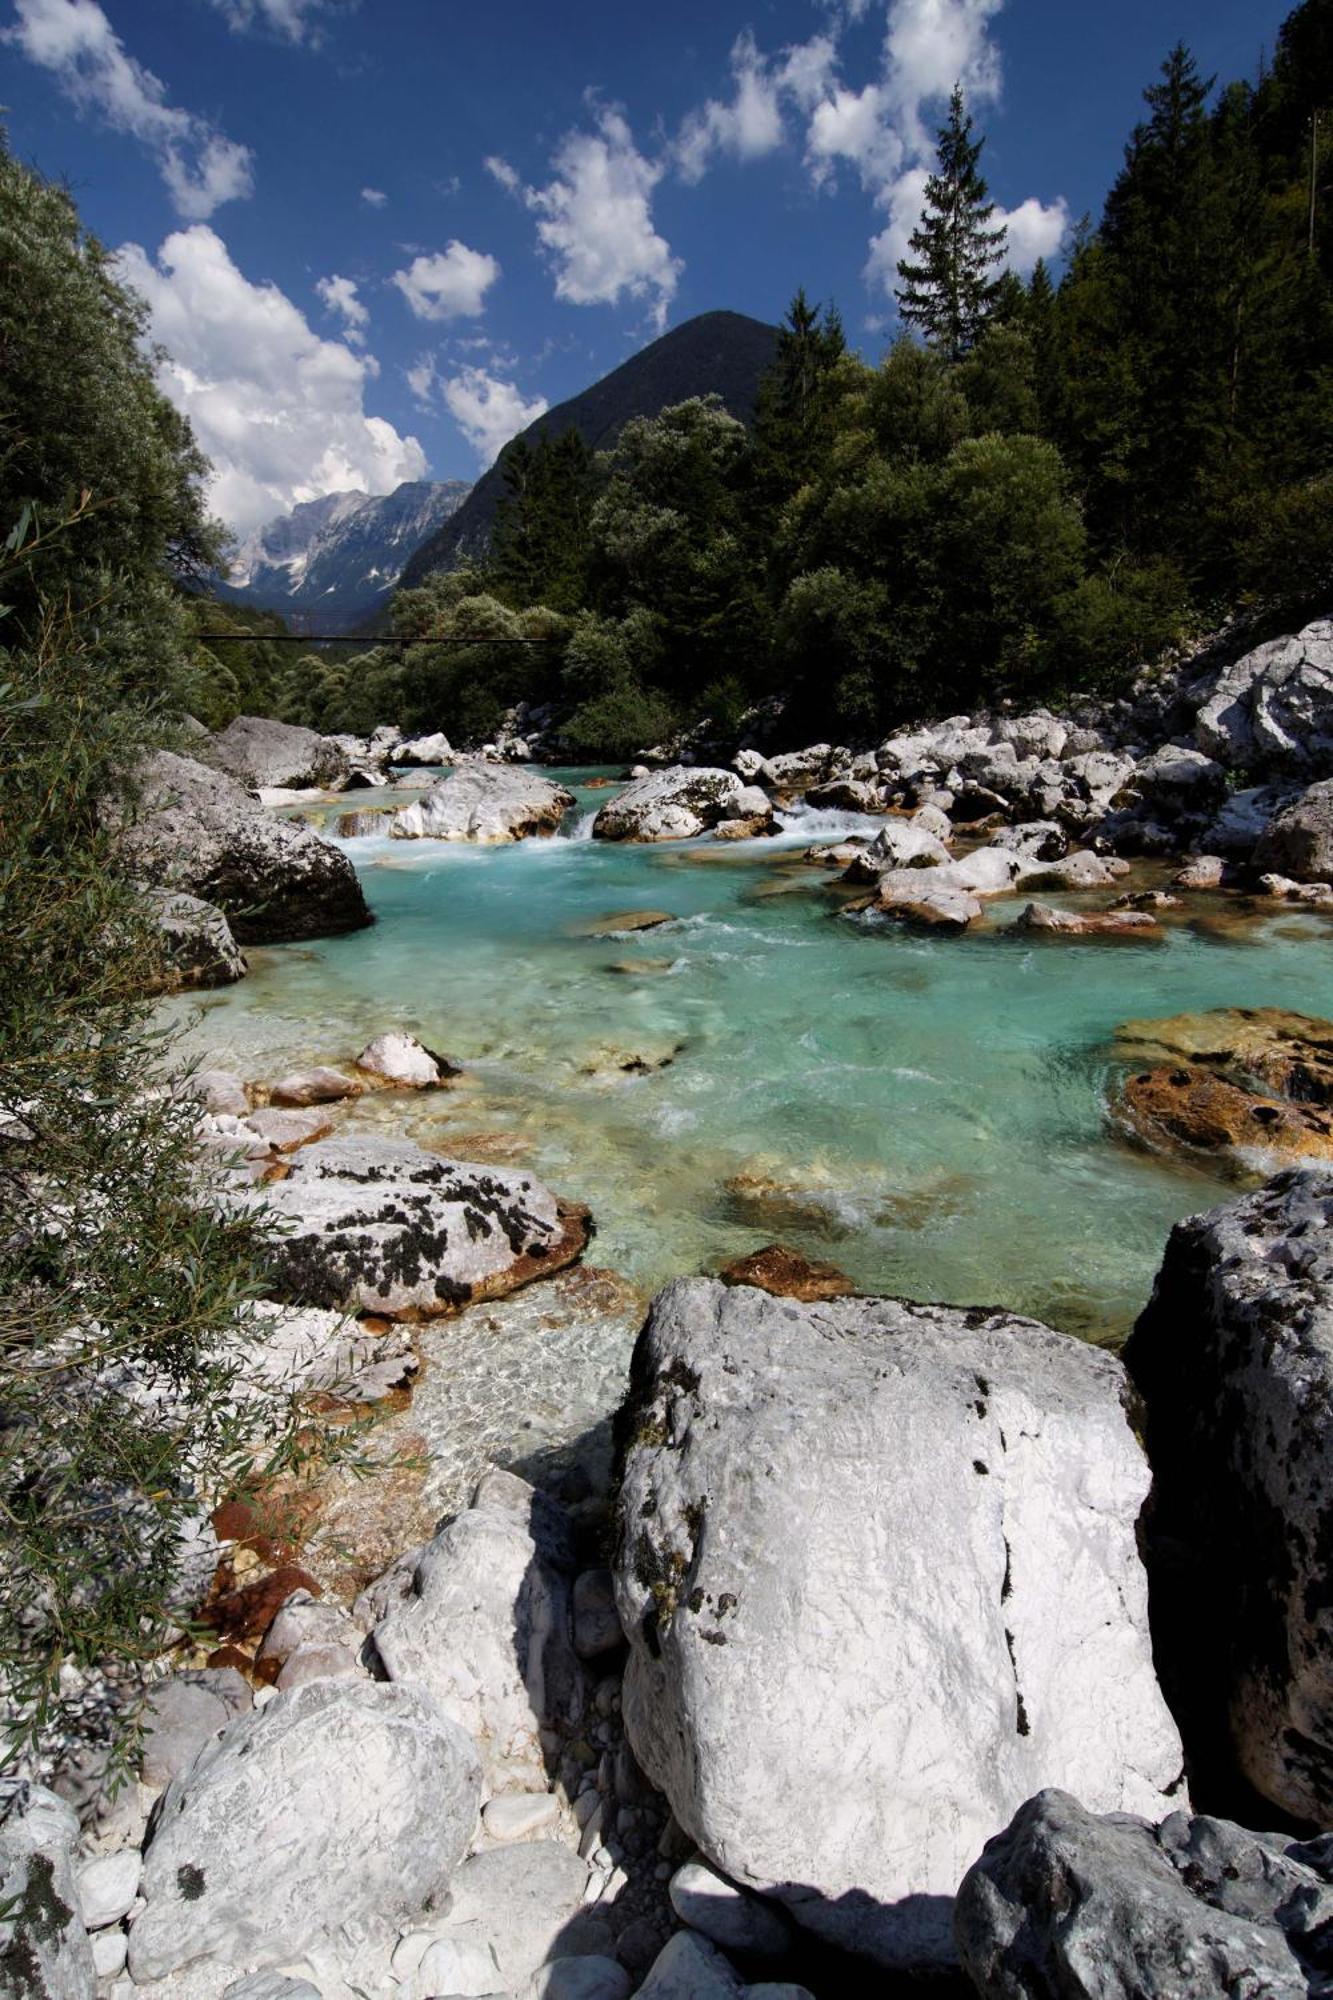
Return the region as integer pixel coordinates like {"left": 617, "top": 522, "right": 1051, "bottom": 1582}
{"left": 167, "top": 767, "right": 1333, "bottom": 1344}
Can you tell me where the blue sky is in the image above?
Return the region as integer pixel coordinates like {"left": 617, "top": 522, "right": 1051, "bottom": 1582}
{"left": 1, "top": 0, "right": 1292, "bottom": 535}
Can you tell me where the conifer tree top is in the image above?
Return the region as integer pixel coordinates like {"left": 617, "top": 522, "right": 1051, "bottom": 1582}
{"left": 895, "top": 84, "right": 1009, "bottom": 363}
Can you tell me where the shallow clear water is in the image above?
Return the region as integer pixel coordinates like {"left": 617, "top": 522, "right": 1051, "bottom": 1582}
{"left": 169, "top": 768, "right": 1333, "bottom": 1343}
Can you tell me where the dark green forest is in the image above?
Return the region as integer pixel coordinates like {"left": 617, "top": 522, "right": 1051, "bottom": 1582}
{"left": 243, "top": 2, "right": 1333, "bottom": 756}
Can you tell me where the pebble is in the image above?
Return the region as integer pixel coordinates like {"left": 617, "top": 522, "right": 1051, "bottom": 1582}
{"left": 90, "top": 1927, "right": 129, "bottom": 1977}
{"left": 578, "top": 1801, "right": 607, "bottom": 1859}
{"left": 77, "top": 1847, "right": 142, "bottom": 1928}
{"left": 482, "top": 1791, "right": 561, "bottom": 1841}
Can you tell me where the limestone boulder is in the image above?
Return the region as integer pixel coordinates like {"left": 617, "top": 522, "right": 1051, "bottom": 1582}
{"left": 258, "top": 1135, "right": 588, "bottom": 1317}
{"left": 1253, "top": 777, "right": 1333, "bottom": 883}
{"left": 593, "top": 768, "right": 747, "bottom": 843}
{"left": 392, "top": 765, "right": 574, "bottom": 842}
{"left": 614, "top": 1279, "right": 1184, "bottom": 1974}
{"left": 123, "top": 752, "right": 371, "bottom": 944}
{"left": 392, "top": 730, "right": 454, "bottom": 766}
{"left": 957, "top": 1788, "right": 1333, "bottom": 1999}
{"left": 0, "top": 1781, "right": 96, "bottom": 2000}
{"left": 1113, "top": 1065, "right": 1333, "bottom": 1171}
{"left": 144, "top": 888, "right": 248, "bottom": 990}
{"left": 374, "top": 1469, "right": 586, "bottom": 1791}
{"left": 128, "top": 1678, "right": 480, "bottom": 1983}
{"left": 1194, "top": 618, "right": 1333, "bottom": 775}
{"left": 203, "top": 716, "right": 348, "bottom": 791}
{"left": 1124, "top": 1169, "right": 1333, "bottom": 1824}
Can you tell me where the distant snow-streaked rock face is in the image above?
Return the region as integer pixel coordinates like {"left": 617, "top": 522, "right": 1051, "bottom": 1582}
{"left": 1125, "top": 1168, "right": 1333, "bottom": 1826}
{"left": 391, "top": 765, "right": 575, "bottom": 842}
{"left": 614, "top": 1279, "right": 1184, "bottom": 1974}
{"left": 219, "top": 479, "right": 472, "bottom": 625}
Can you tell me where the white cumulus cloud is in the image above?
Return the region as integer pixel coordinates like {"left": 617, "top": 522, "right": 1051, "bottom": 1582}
{"left": 392, "top": 241, "right": 501, "bottom": 321}
{"left": 5, "top": 0, "right": 254, "bottom": 220}
{"left": 441, "top": 367, "right": 549, "bottom": 468}
{"left": 484, "top": 155, "right": 521, "bottom": 195}
{"left": 207, "top": 0, "right": 348, "bottom": 42}
{"left": 360, "top": 185, "right": 387, "bottom": 207}
{"left": 315, "top": 273, "right": 368, "bottom": 343}
{"left": 115, "top": 224, "right": 426, "bottom": 535}
{"left": 520, "top": 106, "right": 680, "bottom": 330}
{"left": 675, "top": 30, "right": 838, "bottom": 183}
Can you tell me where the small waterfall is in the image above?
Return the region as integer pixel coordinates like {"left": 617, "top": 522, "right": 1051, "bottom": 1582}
{"left": 566, "top": 809, "right": 599, "bottom": 841}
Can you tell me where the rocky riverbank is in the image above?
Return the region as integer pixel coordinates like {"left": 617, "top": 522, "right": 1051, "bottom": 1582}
{"left": 17, "top": 614, "right": 1333, "bottom": 1997}
{"left": 14, "top": 1155, "right": 1333, "bottom": 1999}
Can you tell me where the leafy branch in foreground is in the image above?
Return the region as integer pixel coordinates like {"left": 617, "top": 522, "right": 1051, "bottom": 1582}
{"left": 0, "top": 587, "right": 366, "bottom": 1782}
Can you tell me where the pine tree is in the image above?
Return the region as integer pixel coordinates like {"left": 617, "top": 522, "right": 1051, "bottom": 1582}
{"left": 751, "top": 289, "right": 848, "bottom": 507}
{"left": 896, "top": 85, "right": 1008, "bottom": 360}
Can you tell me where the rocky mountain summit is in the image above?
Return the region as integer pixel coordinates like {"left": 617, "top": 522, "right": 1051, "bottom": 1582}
{"left": 219, "top": 480, "right": 471, "bottom": 629}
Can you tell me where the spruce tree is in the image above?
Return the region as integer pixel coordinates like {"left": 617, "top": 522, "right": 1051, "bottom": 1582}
{"left": 896, "top": 85, "right": 1008, "bottom": 360}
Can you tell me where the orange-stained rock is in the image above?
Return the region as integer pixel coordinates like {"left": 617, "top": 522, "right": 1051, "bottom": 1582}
{"left": 202, "top": 1565, "right": 323, "bottom": 1643}
{"left": 1115, "top": 1065, "right": 1333, "bottom": 1167}
{"left": 1015, "top": 902, "right": 1159, "bottom": 937}
{"left": 1111, "top": 1007, "right": 1333, "bottom": 1108}
{"left": 718, "top": 1243, "right": 855, "bottom": 1302}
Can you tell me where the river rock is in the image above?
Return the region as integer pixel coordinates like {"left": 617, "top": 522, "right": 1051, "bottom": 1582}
{"left": 145, "top": 888, "right": 248, "bottom": 989}
{"left": 1016, "top": 850, "right": 1124, "bottom": 890}
{"left": 76, "top": 1850, "right": 141, "bottom": 1930}
{"left": 572, "top": 1569, "right": 623, "bottom": 1660}
{"left": 1110, "top": 1006, "right": 1333, "bottom": 1106}
{"left": 1203, "top": 783, "right": 1296, "bottom": 858}
{"left": 634, "top": 1932, "right": 746, "bottom": 1997}
{"left": 593, "top": 768, "right": 747, "bottom": 843}
{"left": 204, "top": 716, "right": 348, "bottom": 792}
{"left": 803, "top": 776, "right": 883, "bottom": 813}
{"left": 374, "top": 1470, "right": 586, "bottom": 1791}
{"left": 1253, "top": 777, "right": 1333, "bottom": 883}
{"left": 408, "top": 1841, "right": 591, "bottom": 1991}
{"left": 1124, "top": 1169, "right": 1333, "bottom": 1823}
{"left": 189, "top": 1069, "right": 251, "bottom": 1117}
{"left": 716, "top": 1244, "right": 853, "bottom": 1302}
{"left": 391, "top": 766, "right": 574, "bottom": 841}
{"left": 393, "top": 730, "right": 454, "bottom": 766}
{"left": 128, "top": 1679, "right": 480, "bottom": 1984}
{"left": 242, "top": 1106, "right": 333, "bottom": 1153}
{"left": 668, "top": 1858, "right": 793, "bottom": 1959}
{"left": 1114, "top": 1065, "right": 1333, "bottom": 1169}
{"left": 124, "top": 752, "right": 371, "bottom": 944}
{"left": 139, "top": 1669, "right": 254, "bottom": 1788}
{"left": 1194, "top": 617, "right": 1333, "bottom": 775}
{"left": 354, "top": 1030, "right": 449, "bottom": 1088}
{"left": 844, "top": 821, "right": 950, "bottom": 880}
{"left": 259, "top": 1136, "right": 587, "bottom": 1316}
{"left": 956, "top": 1788, "right": 1333, "bottom": 1999}
{"left": 1172, "top": 854, "right": 1227, "bottom": 889}
{"left": 859, "top": 872, "right": 983, "bottom": 932}
{"left": 1014, "top": 903, "right": 1158, "bottom": 937}
{"left": 991, "top": 821, "right": 1067, "bottom": 862}
{"left": 614, "top": 1279, "right": 1184, "bottom": 1973}
{"left": 1125, "top": 744, "right": 1228, "bottom": 817}
{"left": 268, "top": 1066, "right": 359, "bottom": 1107}
{"left": 0, "top": 1781, "right": 96, "bottom": 2000}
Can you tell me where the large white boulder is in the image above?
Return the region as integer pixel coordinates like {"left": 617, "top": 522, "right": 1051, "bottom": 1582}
{"left": 1125, "top": 1169, "right": 1333, "bottom": 1825}
{"left": 127, "top": 1679, "right": 480, "bottom": 1984}
{"left": 614, "top": 1280, "right": 1184, "bottom": 1974}
{"left": 593, "top": 768, "right": 746, "bottom": 843}
{"left": 258, "top": 1135, "right": 587, "bottom": 1317}
{"left": 374, "top": 1469, "right": 586, "bottom": 1792}
{"left": 123, "top": 752, "right": 371, "bottom": 945}
{"left": 203, "top": 716, "right": 348, "bottom": 791}
{"left": 1195, "top": 618, "right": 1333, "bottom": 775}
{"left": 392, "top": 765, "right": 574, "bottom": 841}
{"left": 0, "top": 1782, "right": 96, "bottom": 2000}
{"left": 1253, "top": 777, "right": 1333, "bottom": 883}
